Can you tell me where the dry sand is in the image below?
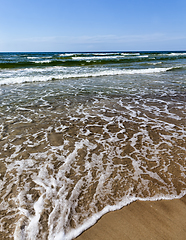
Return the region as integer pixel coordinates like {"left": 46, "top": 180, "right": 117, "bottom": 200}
{"left": 75, "top": 195, "right": 186, "bottom": 240}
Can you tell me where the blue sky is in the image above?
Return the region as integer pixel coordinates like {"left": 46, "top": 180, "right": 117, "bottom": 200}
{"left": 0, "top": 0, "right": 186, "bottom": 52}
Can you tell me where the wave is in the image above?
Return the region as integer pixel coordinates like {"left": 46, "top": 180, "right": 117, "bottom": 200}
{"left": 162, "top": 52, "right": 186, "bottom": 57}
{"left": 153, "top": 53, "right": 186, "bottom": 60}
{"left": 27, "top": 56, "right": 40, "bottom": 59}
{"left": 0, "top": 57, "right": 159, "bottom": 69}
{"left": 72, "top": 54, "right": 149, "bottom": 61}
{"left": 31, "top": 60, "right": 53, "bottom": 64}
{"left": 59, "top": 53, "right": 74, "bottom": 57}
{"left": 166, "top": 65, "right": 186, "bottom": 72}
{"left": 121, "top": 52, "right": 140, "bottom": 56}
{"left": 72, "top": 55, "right": 124, "bottom": 61}
{"left": 142, "top": 62, "right": 162, "bottom": 66}
{"left": 0, "top": 67, "right": 172, "bottom": 86}
{"left": 27, "top": 56, "right": 53, "bottom": 60}
{"left": 1, "top": 51, "right": 186, "bottom": 69}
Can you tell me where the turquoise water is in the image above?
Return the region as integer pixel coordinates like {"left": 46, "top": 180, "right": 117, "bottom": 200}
{"left": 0, "top": 52, "right": 186, "bottom": 240}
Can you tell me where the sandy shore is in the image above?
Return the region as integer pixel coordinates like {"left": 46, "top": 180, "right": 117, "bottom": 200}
{"left": 75, "top": 195, "right": 186, "bottom": 240}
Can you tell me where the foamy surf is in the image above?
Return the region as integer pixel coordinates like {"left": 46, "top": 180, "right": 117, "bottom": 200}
{"left": 0, "top": 67, "right": 173, "bottom": 85}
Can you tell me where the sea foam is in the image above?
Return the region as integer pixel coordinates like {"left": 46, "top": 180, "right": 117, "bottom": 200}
{"left": 0, "top": 67, "right": 172, "bottom": 85}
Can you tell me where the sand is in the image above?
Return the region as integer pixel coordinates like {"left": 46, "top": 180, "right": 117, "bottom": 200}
{"left": 75, "top": 195, "right": 186, "bottom": 240}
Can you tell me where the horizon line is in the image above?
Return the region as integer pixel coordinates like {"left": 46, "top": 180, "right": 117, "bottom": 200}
{"left": 0, "top": 50, "right": 186, "bottom": 53}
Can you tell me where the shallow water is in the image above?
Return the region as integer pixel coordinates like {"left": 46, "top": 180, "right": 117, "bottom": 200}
{"left": 0, "top": 52, "right": 186, "bottom": 240}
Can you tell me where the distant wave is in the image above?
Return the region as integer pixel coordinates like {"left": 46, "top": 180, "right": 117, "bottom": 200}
{"left": 31, "top": 60, "right": 53, "bottom": 64}
{"left": 1, "top": 51, "right": 186, "bottom": 69}
{"left": 72, "top": 54, "right": 148, "bottom": 61}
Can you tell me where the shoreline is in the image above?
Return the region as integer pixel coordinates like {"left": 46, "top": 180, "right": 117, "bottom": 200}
{"left": 75, "top": 195, "right": 186, "bottom": 240}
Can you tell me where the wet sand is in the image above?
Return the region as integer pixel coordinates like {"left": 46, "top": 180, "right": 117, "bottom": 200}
{"left": 76, "top": 195, "right": 186, "bottom": 240}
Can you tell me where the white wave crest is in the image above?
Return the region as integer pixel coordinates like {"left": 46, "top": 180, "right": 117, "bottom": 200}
{"left": 32, "top": 60, "right": 52, "bottom": 63}
{"left": 72, "top": 55, "right": 123, "bottom": 60}
{"left": 0, "top": 67, "right": 171, "bottom": 85}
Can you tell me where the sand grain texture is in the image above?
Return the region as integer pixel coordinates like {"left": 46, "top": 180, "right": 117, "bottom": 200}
{"left": 76, "top": 195, "right": 186, "bottom": 240}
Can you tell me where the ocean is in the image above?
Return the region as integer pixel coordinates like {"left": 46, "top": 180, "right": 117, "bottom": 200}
{"left": 0, "top": 51, "right": 186, "bottom": 240}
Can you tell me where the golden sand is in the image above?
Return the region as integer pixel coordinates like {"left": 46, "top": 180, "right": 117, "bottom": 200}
{"left": 76, "top": 195, "right": 186, "bottom": 240}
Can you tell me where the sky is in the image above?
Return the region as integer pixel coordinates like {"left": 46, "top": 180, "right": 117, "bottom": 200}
{"left": 0, "top": 0, "right": 186, "bottom": 52}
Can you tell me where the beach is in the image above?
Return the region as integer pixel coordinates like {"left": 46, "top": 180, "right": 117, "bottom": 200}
{"left": 76, "top": 195, "right": 186, "bottom": 240}
{"left": 0, "top": 52, "right": 185, "bottom": 239}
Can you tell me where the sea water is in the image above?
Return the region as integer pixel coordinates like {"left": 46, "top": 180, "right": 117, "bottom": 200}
{"left": 0, "top": 51, "right": 186, "bottom": 239}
